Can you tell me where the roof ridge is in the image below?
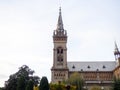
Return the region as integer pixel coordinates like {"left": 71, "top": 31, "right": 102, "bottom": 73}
{"left": 68, "top": 61, "right": 115, "bottom": 63}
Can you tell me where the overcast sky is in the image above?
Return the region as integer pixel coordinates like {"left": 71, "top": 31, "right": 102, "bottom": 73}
{"left": 0, "top": 0, "right": 120, "bottom": 87}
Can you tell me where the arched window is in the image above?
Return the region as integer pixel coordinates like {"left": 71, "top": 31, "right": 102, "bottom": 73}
{"left": 57, "top": 47, "right": 64, "bottom": 62}
{"left": 57, "top": 47, "right": 63, "bottom": 54}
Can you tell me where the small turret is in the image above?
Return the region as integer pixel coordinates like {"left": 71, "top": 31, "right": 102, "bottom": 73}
{"left": 114, "top": 41, "right": 120, "bottom": 66}
{"left": 114, "top": 42, "right": 120, "bottom": 55}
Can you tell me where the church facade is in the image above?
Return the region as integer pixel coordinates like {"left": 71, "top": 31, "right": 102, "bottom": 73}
{"left": 51, "top": 8, "right": 120, "bottom": 89}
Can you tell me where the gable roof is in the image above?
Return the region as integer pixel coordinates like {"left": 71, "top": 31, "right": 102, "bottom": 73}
{"left": 67, "top": 61, "right": 116, "bottom": 72}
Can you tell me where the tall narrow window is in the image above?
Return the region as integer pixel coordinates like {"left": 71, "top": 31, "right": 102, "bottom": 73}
{"left": 61, "top": 49, "right": 63, "bottom": 54}
{"left": 57, "top": 49, "right": 59, "bottom": 54}
{"left": 57, "top": 47, "right": 64, "bottom": 63}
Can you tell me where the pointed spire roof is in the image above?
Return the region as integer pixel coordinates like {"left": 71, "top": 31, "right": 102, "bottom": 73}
{"left": 114, "top": 41, "right": 120, "bottom": 55}
{"left": 57, "top": 7, "right": 64, "bottom": 31}
{"left": 53, "top": 7, "right": 67, "bottom": 37}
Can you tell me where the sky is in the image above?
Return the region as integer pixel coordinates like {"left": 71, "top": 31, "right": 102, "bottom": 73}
{"left": 0, "top": 0, "right": 120, "bottom": 87}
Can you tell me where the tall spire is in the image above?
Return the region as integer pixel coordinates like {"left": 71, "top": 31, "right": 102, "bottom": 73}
{"left": 53, "top": 7, "right": 67, "bottom": 37}
{"left": 57, "top": 7, "right": 64, "bottom": 31}
{"left": 114, "top": 41, "right": 120, "bottom": 55}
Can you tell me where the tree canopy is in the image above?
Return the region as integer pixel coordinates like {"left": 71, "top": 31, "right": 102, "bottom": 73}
{"left": 4, "top": 65, "right": 40, "bottom": 90}
{"left": 113, "top": 78, "right": 120, "bottom": 90}
{"left": 39, "top": 76, "right": 49, "bottom": 90}
{"left": 66, "top": 72, "right": 84, "bottom": 90}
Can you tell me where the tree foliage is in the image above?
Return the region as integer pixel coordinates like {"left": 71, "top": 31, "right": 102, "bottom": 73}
{"left": 25, "top": 80, "right": 34, "bottom": 90}
{"left": 33, "top": 85, "right": 39, "bottom": 90}
{"left": 4, "top": 65, "right": 40, "bottom": 90}
{"left": 39, "top": 76, "right": 49, "bottom": 90}
{"left": 66, "top": 72, "right": 84, "bottom": 90}
{"left": 17, "top": 76, "right": 26, "bottom": 90}
{"left": 50, "top": 83, "right": 76, "bottom": 90}
{"left": 0, "top": 87, "right": 4, "bottom": 90}
{"left": 113, "top": 78, "right": 120, "bottom": 90}
{"left": 90, "top": 85, "right": 101, "bottom": 90}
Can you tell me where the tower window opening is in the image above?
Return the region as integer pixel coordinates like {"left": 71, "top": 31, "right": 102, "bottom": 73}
{"left": 61, "top": 49, "right": 63, "bottom": 54}
{"left": 57, "top": 47, "right": 63, "bottom": 54}
{"left": 57, "top": 49, "right": 59, "bottom": 54}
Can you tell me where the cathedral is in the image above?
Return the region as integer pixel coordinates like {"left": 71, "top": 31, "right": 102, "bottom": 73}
{"left": 51, "top": 8, "right": 120, "bottom": 89}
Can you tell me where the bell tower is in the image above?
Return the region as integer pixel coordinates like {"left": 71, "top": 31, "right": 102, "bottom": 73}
{"left": 51, "top": 7, "right": 68, "bottom": 83}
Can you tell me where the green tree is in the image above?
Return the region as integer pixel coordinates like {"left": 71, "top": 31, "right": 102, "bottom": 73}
{"left": 50, "top": 83, "right": 65, "bottom": 90}
{"left": 4, "top": 65, "right": 40, "bottom": 90}
{"left": 113, "top": 78, "right": 120, "bottom": 90}
{"left": 33, "top": 85, "right": 39, "bottom": 90}
{"left": 4, "top": 74, "right": 18, "bottom": 90}
{"left": 17, "top": 76, "right": 26, "bottom": 90}
{"left": 0, "top": 87, "right": 4, "bottom": 90}
{"left": 50, "top": 83, "right": 76, "bottom": 90}
{"left": 25, "top": 80, "right": 34, "bottom": 90}
{"left": 39, "top": 76, "right": 49, "bottom": 90}
{"left": 66, "top": 72, "right": 84, "bottom": 90}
